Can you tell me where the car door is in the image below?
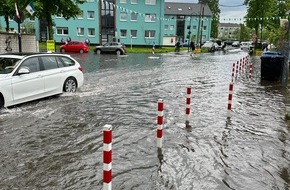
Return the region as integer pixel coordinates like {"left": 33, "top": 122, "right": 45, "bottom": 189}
{"left": 11, "top": 57, "right": 45, "bottom": 103}
{"left": 40, "top": 56, "right": 64, "bottom": 94}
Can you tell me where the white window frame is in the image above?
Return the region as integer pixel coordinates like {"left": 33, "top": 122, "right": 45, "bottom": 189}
{"left": 164, "top": 25, "right": 168, "bottom": 30}
{"left": 131, "top": 0, "right": 137, "bottom": 4}
{"left": 169, "top": 25, "right": 174, "bottom": 30}
{"left": 77, "top": 27, "right": 84, "bottom": 36}
{"left": 145, "top": 13, "right": 156, "bottom": 22}
{"left": 87, "top": 11, "right": 95, "bottom": 19}
{"left": 131, "top": 12, "right": 138, "bottom": 21}
{"left": 56, "top": 27, "right": 69, "bottom": 35}
{"left": 120, "top": 29, "right": 127, "bottom": 38}
{"left": 131, "top": 30, "right": 137, "bottom": 38}
{"left": 145, "top": 30, "right": 155, "bottom": 38}
{"left": 88, "top": 28, "right": 95, "bottom": 37}
{"left": 145, "top": 0, "right": 156, "bottom": 5}
{"left": 120, "top": 0, "right": 127, "bottom": 3}
{"left": 120, "top": 12, "right": 127, "bottom": 21}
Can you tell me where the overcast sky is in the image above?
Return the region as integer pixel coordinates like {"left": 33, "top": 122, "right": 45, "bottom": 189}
{"left": 165, "top": 0, "right": 247, "bottom": 23}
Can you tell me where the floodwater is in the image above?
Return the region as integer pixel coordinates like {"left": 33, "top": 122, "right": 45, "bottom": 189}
{"left": 0, "top": 50, "right": 290, "bottom": 190}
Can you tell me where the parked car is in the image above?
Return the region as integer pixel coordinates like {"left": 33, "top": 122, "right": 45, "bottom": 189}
{"left": 0, "top": 53, "right": 84, "bottom": 108}
{"left": 201, "top": 41, "right": 216, "bottom": 52}
{"left": 232, "top": 41, "right": 240, "bottom": 47}
{"left": 94, "top": 42, "right": 126, "bottom": 55}
{"left": 60, "top": 41, "right": 89, "bottom": 53}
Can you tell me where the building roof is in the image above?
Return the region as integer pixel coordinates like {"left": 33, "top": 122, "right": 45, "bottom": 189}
{"left": 219, "top": 23, "right": 240, "bottom": 28}
{"left": 165, "top": 2, "right": 213, "bottom": 16}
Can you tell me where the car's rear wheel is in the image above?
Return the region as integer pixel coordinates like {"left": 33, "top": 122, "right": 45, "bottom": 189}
{"left": 61, "top": 48, "right": 65, "bottom": 53}
{"left": 96, "top": 49, "right": 101, "bottom": 54}
{"left": 116, "top": 50, "right": 121, "bottom": 55}
{"left": 0, "top": 94, "right": 4, "bottom": 109}
{"left": 80, "top": 49, "right": 84, "bottom": 54}
{"left": 63, "top": 77, "right": 77, "bottom": 93}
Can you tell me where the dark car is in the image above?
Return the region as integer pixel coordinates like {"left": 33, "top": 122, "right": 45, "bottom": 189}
{"left": 60, "top": 41, "right": 89, "bottom": 53}
{"left": 94, "top": 42, "right": 126, "bottom": 55}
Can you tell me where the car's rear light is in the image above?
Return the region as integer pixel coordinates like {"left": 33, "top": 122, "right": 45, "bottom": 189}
{"left": 78, "top": 66, "right": 83, "bottom": 72}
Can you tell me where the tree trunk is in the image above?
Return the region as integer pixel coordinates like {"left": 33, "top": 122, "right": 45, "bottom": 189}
{"left": 5, "top": 16, "right": 9, "bottom": 32}
{"left": 45, "top": 7, "right": 54, "bottom": 40}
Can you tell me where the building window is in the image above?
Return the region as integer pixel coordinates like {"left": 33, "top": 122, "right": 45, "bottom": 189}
{"left": 120, "top": 29, "right": 127, "bottom": 38}
{"left": 145, "top": 14, "right": 156, "bottom": 22}
{"left": 88, "top": 28, "right": 95, "bottom": 36}
{"left": 169, "top": 25, "right": 174, "bottom": 30}
{"left": 87, "top": 11, "right": 94, "bottom": 19}
{"left": 131, "top": 30, "right": 137, "bottom": 38}
{"left": 131, "top": 12, "right": 138, "bottom": 21}
{"left": 203, "top": 26, "right": 207, "bottom": 30}
{"left": 56, "top": 27, "right": 68, "bottom": 35}
{"left": 120, "top": 12, "right": 127, "bottom": 21}
{"left": 77, "top": 27, "right": 84, "bottom": 36}
{"left": 131, "top": 0, "right": 137, "bottom": 4}
{"left": 145, "top": 30, "right": 155, "bottom": 38}
{"left": 77, "top": 11, "right": 83, "bottom": 19}
{"left": 192, "top": 25, "right": 197, "bottom": 30}
{"left": 164, "top": 25, "right": 168, "bottom": 30}
{"left": 55, "top": 14, "right": 63, "bottom": 18}
{"left": 145, "top": 0, "right": 156, "bottom": 5}
{"left": 120, "top": 0, "right": 127, "bottom": 3}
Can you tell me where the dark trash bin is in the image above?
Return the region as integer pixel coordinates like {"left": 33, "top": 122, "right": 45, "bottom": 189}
{"left": 260, "top": 51, "right": 284, "bottom": 80}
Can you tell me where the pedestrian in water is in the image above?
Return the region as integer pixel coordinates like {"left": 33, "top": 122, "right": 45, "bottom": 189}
{"left": 152, "top": 41, "right": 156, "bottom": 54}
{"left": 190, "top": 41, "right": 196, "bottom": 56}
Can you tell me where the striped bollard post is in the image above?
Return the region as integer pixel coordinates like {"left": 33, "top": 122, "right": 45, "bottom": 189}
{"left": 103, "top": 124, "right": 112, "bottom": 190}
{"left": 227, "top": 82, "right": 234, "bottom": 117}
{"left": 249, "top": 64, "right": 253, "bottom": 79}
{"left": 185, "top": 87, "right": 191, "bottom": 127}
{"left": 157, "top": 99, "right": 164, "bottom": 148}
{"left": 231, "top": 62, "right": 235, "bottom": 82}
{"left": 239, "top": 59, "right": 242, "bottom": 72}
{"left": 236, "top": 61, "right": 239, "bottom": 77}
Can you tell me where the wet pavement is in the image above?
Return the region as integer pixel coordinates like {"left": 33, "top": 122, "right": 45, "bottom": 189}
{"left": 0, "top": 50, "right": 289, "bottom": 190}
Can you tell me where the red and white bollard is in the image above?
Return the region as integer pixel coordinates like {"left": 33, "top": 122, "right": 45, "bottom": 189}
{"left": 249, "top": 64, "right": 253, "bottom": 79}
{"left": 185, "top": 87, "right": 191, "bottom": 127}
{"left": 103, "top": 124, "right": 112, "bottom": 190}
{"left": 236, "top": 61, "right": 239, "bottom": 77}
{"left": 227, "top": 82, "right": 234, "bottom": 117}
{"left": 231, "top": 62, "right": 235, "bottom": 82}
{"left": 157, "top": 99, "right": 164, "bottom": 148}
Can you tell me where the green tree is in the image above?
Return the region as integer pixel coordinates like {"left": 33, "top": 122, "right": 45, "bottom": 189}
{"left": 207, "top": 0, "right": 220, "bottom": 38}
{"left": 29, "top": 0, "right": 84, "bottom": 40}
{"left": 0, "top": 0, "right": 16, "bottom": 32}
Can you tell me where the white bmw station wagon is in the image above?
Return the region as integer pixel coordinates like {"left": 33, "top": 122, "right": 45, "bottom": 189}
{"left": 0, "top": 53, "right": 84, "bottom": 109}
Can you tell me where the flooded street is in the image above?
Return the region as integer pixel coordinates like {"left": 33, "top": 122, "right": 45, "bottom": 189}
{"left": 0, "top": 51, "right": 290, "bottom": 190}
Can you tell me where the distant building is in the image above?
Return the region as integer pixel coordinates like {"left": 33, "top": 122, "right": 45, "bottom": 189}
{"left": 0, "top": 0, "right": 213, "bottom": 47}
{"left": 218, "top": 23, "right": 240, "bottom": 40}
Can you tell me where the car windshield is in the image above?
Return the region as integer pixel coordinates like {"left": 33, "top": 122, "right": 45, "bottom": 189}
{"left": 0, "top": 57, "right": 21, "bottom": 74}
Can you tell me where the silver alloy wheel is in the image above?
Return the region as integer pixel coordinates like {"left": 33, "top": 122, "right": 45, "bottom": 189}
{"left": 116, "top": 50, "right": 121, "bottom": 55}
{"left": 96, "top": 49, "right": 101, "bottom": 54}
{"left": 80, "top": 49, "right": 84, "bottom": 54}
{"left": 64, "top": 78, "right": 77, "bottom": 92}
{"left": 61, "top": 49, "right": 65, "bottom": 53}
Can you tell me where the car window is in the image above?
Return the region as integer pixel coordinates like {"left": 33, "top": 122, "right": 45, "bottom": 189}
{"left": 59, "top": 56, "right": 75, "bottom": 67}
{"left": 21, "top": 57, "right": 40, "bottom": 73}
{"left": 0, "top": 57, "right": 21, "bottom": 74}
{"left": 41, "top": 56, "right": 59, "bottom": 70}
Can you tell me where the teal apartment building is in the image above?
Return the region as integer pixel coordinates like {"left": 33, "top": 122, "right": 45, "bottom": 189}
{"left": 0, "top": 0, "right": 213, "bottom": 47}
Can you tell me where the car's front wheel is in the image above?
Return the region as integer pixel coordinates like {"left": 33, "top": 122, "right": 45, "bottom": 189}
{"left": 96, "top": 49, "right": 101, "bottom": 54}
{"left": 61, "top": 48, "right": 65, "bottom": 53}
{"left": 80, "top": 49, "right": 84, "bottom": 54}
{"left": 63, "top": 77, "right": 77, "bottom": 92}
{"left": 116, "top": 49, "right": 122, "bottom": 55}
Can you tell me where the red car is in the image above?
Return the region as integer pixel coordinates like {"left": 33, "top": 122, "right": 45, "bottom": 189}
{"left": 60, "top": 41, "right": 89, "bottom": 53}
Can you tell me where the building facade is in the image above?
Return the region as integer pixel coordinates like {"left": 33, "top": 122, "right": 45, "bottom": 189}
{"left": 218, "top": 23, "right": 240, "bottom": 41}
{"left": 0, "top": 0, "right": 213, "bottom": 47}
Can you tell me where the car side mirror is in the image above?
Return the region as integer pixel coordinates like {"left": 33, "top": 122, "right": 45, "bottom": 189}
{"left": 17, "top": 67, "right": 30, "bottom": 75}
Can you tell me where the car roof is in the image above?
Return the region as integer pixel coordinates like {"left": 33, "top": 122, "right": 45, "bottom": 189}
{"left": 0, "top": 52, "right": 72, "bottom": 59}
